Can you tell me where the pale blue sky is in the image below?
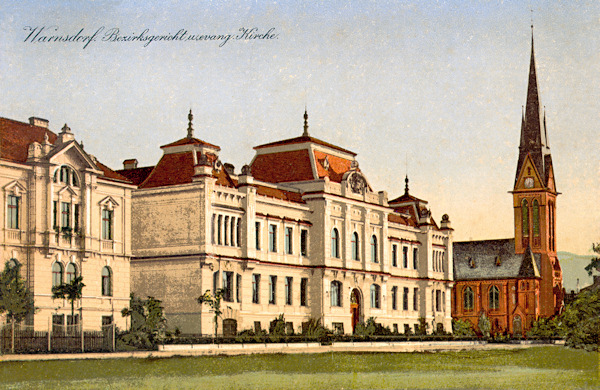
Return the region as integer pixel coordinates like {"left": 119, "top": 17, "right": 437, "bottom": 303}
{"left": 1, "top": 1, "right": 598, "bottom": 255}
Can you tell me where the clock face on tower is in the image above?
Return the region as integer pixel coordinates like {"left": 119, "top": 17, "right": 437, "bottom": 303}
{"left": 524, "top": 177, "right": 534, "bottom": 188}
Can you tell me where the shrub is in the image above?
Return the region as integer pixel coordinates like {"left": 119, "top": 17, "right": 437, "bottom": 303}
{"left": 354, "top": 317, "right": 392, "bottom": 337}
{"left": 415, "top": 317, "right": 429, "bottom": 335}
{"left": 477, "top": 312, "right": 491, "bottom": 338}
{"left": 561, "top": 288, "right": 600, "bottom": 351}
{"left": 269, "top": 314, "right": 287, "bottom": 342}
{"left": 527, "top": 317, "right": 564, "bottom": 339}
{"left": 301, "top": 318, "right": 332, "bottom": 342}
{"left": 452, "top": 318, "right": 476, "bottom": 337}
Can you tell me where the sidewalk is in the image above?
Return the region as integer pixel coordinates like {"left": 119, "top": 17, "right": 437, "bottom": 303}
{"left": 0, "top": 340, "right": 563, "bottom": 362}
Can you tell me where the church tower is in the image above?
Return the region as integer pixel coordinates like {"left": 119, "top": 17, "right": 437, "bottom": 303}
{"left": 511, "top": 31, "right": 563, "bottom": 317}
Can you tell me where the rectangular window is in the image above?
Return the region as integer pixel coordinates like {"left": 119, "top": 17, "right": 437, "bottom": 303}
{"left": 268, "top": 224, "right": 277, "bottom": 252}
{"left": 211, "top": 214, "right": 216, "bottom": 244}
{"left": 7, "top": 195, "right": 19, "bottom": 229}
{"left": 403, "top": 246, "right": 409, "bottom": 268}
{"left": 285, "top": 276, "right": 293, "bottom": 305}
{"left": 61, "top": 202, "right": 71, "bottom": 229}
{"left": 300, "top": 277, "right": 308, "bottom": 307}
{"left": 392, "top": 245, "right": 397, "bottom": 267}
{"left": 269, "top": 275, "right": 277, "bottom": 304}
{"left": 255, "top": 221, "right": 261, "bottom": 250}
{"left": 285, "top": 227, "right": 293, "bottom": 254}
{"left": 300, "top": 229, "right": 308, "bottom": 257}
{"left": 53, "top": 201, "right": 58, "bottom": 228}
{"left": 213, "top": 271, "right": 219, "bottom": 294}
{"left": 413, "top": 248, "right": 418, "bottom": 269}
{"left": 222, "top": 271, "right": 233, "bottom": 302}
{"left": 252, "top": 274, "right": 260, "bottom": 304}
{"left": 391, "top": 286, "right": 398, "bottom": 310}
{"left": 224, "top": 216, "right": 229, "bottom": 246}
{"left": 436, "top": 290, "right": 442, "bottom": 312}
{"left": 74, "top": 204, "right": 80, "bottom": 232}
{"left": 236, "top": 273, "right": 242, "bottom": 303}
{"left": 102, "top": 209, "right": 113, "bottom": 240}
{"left": 217, "top": 215, "right": 222, "bottom": 245}
{"left": 403, "top": 287, "right": 409, "bottom": 310}
{"left": 413, "top": 287, "right": 419, "bottom": 311}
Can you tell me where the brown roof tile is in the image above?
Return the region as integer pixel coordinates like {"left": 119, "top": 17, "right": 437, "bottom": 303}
{"left": 251, "top": 149, "right": 315, "bottom": 183}
{"left": 313, "top": 150, "right": 353, "bottom": 182}
{"left": 140, "top": 151, "right": 196, "bottom": 188}
{"left": 254, "top": 135, "right": 356, "bottom": 156}
{"left": 161, "top": 137, "right": 220, "bottom": 150}
{"left": 117, "top": 166, "right": 155, "bottom": 186}
{"left": 0, "top": 117, "right": 57, "bottom": 163}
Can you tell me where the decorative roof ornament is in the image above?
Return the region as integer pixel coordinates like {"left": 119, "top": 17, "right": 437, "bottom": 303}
{"left": 302, "top": 108, "right": 309, "bottom": 137}
{"left": 187, "top": 109, "right": 194, "bottom": 139}
{"left": 43, "top": 132, "right": 49, "bottom": 144}
{"left": 61, "top": 124, "right": 71, "bottom": 133}
{"left": 404, "top": 175, "right": 410, "bottom": 195}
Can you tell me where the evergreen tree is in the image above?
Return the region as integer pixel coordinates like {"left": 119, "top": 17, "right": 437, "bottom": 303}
{"left": 0, "top": 261, "right": 36, "bottom": 353}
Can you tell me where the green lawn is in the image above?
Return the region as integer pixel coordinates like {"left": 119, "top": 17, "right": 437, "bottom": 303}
{"left": 0, "top": 346, "right": 598, "bottom": 389}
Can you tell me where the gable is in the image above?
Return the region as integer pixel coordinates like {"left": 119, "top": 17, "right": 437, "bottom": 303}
{"left": 514, "top": 154, "right": 544, "bottom": 191}
{"left": 48, "top": 141, "right": 100, "bottom": 172}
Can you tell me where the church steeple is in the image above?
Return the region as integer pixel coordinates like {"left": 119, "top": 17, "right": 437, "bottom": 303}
{"left": 514, "top": 30, "right": 552, "bottom": 190}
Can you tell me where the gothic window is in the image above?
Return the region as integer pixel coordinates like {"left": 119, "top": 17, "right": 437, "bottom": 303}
{"left": 330, "top": 280, "right": 342, "bottom": 307}
{"left": 489, "top": 285, "right": 500, "bottom": 310}
{"left": 331, "top": 228, "right": 340, "bottom": 258}
{"left": 532, "top": 200, "right": 540, "bottom": 237}
{"left": 7, "top": 195, "right": 19, "bottom": 229}
{"left": 521, "top": 199, "right": 529, "bottom": 237}
{"left": 52, "top": 262, "right": 63, "bottom": 287}
{"left": 370, "top": 235, "right": 378, "bottom": 263}
{"left": 351, "top": 232, "right": 359, "bottom": 261}
{"left": 463, "top": 286, "right": 474, "bottom": 311}
{"left": 370, "top": 284, "right": 381, "bottom": 308}
{"left": 101, "top": 266, "right": 112, "bottom": 296}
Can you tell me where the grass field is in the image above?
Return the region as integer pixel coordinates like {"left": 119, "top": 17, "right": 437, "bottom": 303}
{"left": 0, "top": 346, "right": 598, "bottom": 389}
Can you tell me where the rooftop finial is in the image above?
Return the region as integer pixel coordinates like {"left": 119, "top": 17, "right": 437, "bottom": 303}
{"left": 187, "top": 109, "right": 194, "bottom": 139}
{"left": 303, "top": 107, "right": 309, "bottom": 137}
{"left": 404, "top": 175, "right": 409, "bottom": 195}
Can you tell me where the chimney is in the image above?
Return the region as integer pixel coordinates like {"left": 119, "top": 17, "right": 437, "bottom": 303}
{"left": 123, "top": 159, "right": 138, "bottom": 170}
{"left": 29, "top": 117, "right": 49, "bottom": 128}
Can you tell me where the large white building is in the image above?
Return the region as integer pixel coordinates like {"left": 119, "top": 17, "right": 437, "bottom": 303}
{"left": 122, "top": 111, "right": 454, "bottom": 335}
{"left": 0, "top": 116, "right": 133, "bottom": 331}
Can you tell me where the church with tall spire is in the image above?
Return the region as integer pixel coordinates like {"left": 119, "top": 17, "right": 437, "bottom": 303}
{"left": 452, "top": 29, "right": 564, "bottom": 335}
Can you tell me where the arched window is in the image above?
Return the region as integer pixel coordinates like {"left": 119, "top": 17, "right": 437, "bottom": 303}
{"left": 66, "top": 263, "right": 77, "bottom": 283}
{"left": 101, "top": 266, "right": 112, "bottom": 296}
{"left": 370, "top": 284, "right": 381, "bottom": 308}
{"left": 463, "top": 286, "right": 474, "bottom": 311}
{"left": 331, "top": 228, "right": 340, "bottom": 258}
{"left": 52, "top": 262, "right": 63, "bottom": 287}
{"left": 532, "top": 200, "right": 540, "bottom": 237}
{"left": 370, "top": 235, "right": 378, "bottom": 263}
{"left": 489, "top": 285, "right": 500, "bottom": 310}
{"left": 330, "top": 281, "right": 342, "bottom": 307}
{"left": 351, "top": 232, "right": 359, "bottom": 261}
{"left": 521, "top": 199, "right": 529, "bottom": 237}
{"left": 549, "top": 202, "right": 555, "bottom": 251}
{"left": 54, "top": 165, "right": 79, "bottom": 187}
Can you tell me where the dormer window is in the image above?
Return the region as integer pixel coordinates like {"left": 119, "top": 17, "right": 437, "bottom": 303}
{"left": 495, "top": 256, "right": 502, "bottom": 266}
{"left": 468, "top": 257, "right": 475, "bottom": 268}
{"left": 54, "top": 165, "right": 79, "bottom": 187}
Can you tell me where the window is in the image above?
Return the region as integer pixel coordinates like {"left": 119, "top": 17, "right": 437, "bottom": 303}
{"left": 403, "top": 246, "right": 408, "bottom": 268}
{"left": 236, "top": 273, "right": 242, "bottom": 303}
{"left": 56, "top": 165, "right": 79, "bottom": 187}
{"left": 66, "top": 263, "right": 77, "bottom": 283}
{"left": 230, "top": 217, "right": 236, "bottom": 246}
{"left": 532, "top": 200, "right": 540, "bottom": 237}
{"left": 52, "top": 314, "right": 64, "bottom": 333}
{"left": 413, "top": 248, "right": 418, "bottom": 269}
{"left": 489, "top": 285, "right": 500, "bottom": 310}
{"left": 403, "top": 287, "right": 409, "bottom": 310}
{"left": 521, "top": 199, "right": 529, "bottom": 237}
{"left": 222, "top": 271, "right": 233, "bottom": 302}
{"left": 392, "top": 244, "right": 397, "bottom": 267}
{"left": 269, "top": 275, "right": 277, "bottom": 304}
{"left": 255, "top": 222, "right": 261, "bottom": 250}
{"left": 391, "top": 286, "right": 398, "bottom": 310}
{"left": 7, "top": 195, "right": 19, "bottom": 229}
{"left": 74, "top": 204, "right": 80, "bottom": 232}
{"left": 217, "top": 215, "right": 223, "bottom": 244}
{"left": 53, "top": 201, "right": 58, "bottom": 228}
{"left": 211, "top": 214, "right": 216, "bottom": 244}
{"left": 213, "top": 271, "right": 219, "bottom": 293}
{"left": 413, "top": 287, "right": 419, "bottom": 311}
{"left": 351, "top": 232, "right": 359, "bottom": 260}
{"left": 61, "top": 202, "right": 71, "bottom": 229}
{"left": 331, "top": 280, "right": 341, "bottom": 307}
{"left": 285, "top": 227, "right": 293, "bottom": 254}
{"left": 300, "top": 229, "right": 308, "bottom": 257}
{"left": 252, "top": 274, "right": 260, "bottom": 303}
{"left": 436, "top": 290, "right": 442, "bottom": 312}
{"left": 269, "top": 224, "right": 277, "bottom": 252}
{"left": 236, "top": 218, "right": 241, "bottom": 247}
{"left": 101, "top": 266, "right": 112, "bottom": 296}
{"left": 102, "top": 209, "right": 113, "bottom": 240}
{"left": 285, "top": 276, "right": 293, "bottom": 305}
{"left": 52, "top": 262, "right": 63, "bottom": 287}
{"left": 463, "top": 286, "right": 474, "bottom": 311}
{"left": 300, "top": 278, "right": 308, "bottom": 306}
{"left": 224, "top": 216, "right": 229, "bottom": 245}
{"left": 370, "top": 235, "right": 378, "bottom": 263}
{"left": 331, "top": 228, "right": 340, "bottom": 258}
{"left": 370, "top": 284, "right": 381, "bottom": 308}
{"left": 549, "top": 202, "right": 555, "bottom": 251}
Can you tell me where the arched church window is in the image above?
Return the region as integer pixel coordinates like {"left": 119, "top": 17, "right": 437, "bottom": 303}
{"left": 532, "top": 200, "right": 540, "bottom": 237}
{"left": 463, "top": 286, "right": 474, "bottom": 311}
{"left": 489, "top": 285, "right": 500, "bottom": 310}
{"left": 521, "top": 199, "right": 529, "bottom": 238}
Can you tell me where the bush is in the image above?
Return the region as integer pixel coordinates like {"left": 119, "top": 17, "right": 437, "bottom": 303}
{"left": 354, "top": 317, "right": 392, "bottom": 337}
{"left": 415, "top": 317, "right": 429, "bottom": 336}
{"left": 477, "top": 312, "right": 491, "bottom": 338}
{"left": 118, "top": 294, "right": 167, "bottom": 349}
{"left": 562, "top": 289, "right": 600, "bottom": 351}
{"left": 301, "top": 318, "right": 332, "bottom": 342}
{"left": 527, "top": 317, "right": 564, "bottom": 340}
{"left": 269, "top": 314, "right": 287, "bottom": 342}
{"left": 452, "top": 318, "right": 476, "bottom": 337}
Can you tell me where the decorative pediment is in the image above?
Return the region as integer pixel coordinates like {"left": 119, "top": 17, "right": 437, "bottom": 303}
{"left": 48, "top": 141, "right": 102, "bottom": 173}
{"left": 99, "top": 196, "right": 120, "bottom": 209}
{"left": 57, "top": 186, "right": 78, "bottom": 198}
{"left": 3, "top": 180, "right": 27, "bottom": 196}
{"left": 342, "top": 170, "right": 371, "bottom": 195}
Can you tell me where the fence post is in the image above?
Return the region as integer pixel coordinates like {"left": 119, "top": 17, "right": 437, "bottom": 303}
{"left": 11, "top": 318, "right": 15, "bottom": 354}
{"left": 112, "top": 323, "right": 116, "bottom": 352}
{"left": 48, "top": 317, "right": 51, "bottom": 352}
{"left": 81, "top": 322, "right": 84, "bottom": 353}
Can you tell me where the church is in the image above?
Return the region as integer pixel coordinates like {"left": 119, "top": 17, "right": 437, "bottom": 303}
{"left": 451, "top": 32, "right": 564, "bottom": 335}
{"left": 120, "top": 110, "right": 455, "bottom": 335}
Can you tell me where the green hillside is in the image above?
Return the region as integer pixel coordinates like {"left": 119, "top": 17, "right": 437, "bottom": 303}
{"left": 558, "top": 252, "right": 594, "bottom": 292}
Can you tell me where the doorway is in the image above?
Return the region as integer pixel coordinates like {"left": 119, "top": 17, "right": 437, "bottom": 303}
{"left": 350, "top": 288, "right": 362, "bottom": 333}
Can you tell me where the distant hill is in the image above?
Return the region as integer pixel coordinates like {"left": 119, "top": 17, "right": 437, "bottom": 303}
{"left": 558, "top": 252, "right": 594, "bottom": 292}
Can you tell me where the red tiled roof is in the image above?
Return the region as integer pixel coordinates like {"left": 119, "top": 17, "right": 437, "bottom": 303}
{"left": 214, "top": 166, "right": 237, "bottom": 188}
{"left": 140, "top": 151, "right": 196, "bottom": 188}
{"left": 313, "top": 150, "right": 353, "bottom": 182}
{"left": 161, "top": 137, "right": 220, "bottom": 150}
{"left": 117, "top": 166, "right": 155, "bottom": 186}
{"left": 255, "top": 185, "right": 305, "bottom": 203}
{"left": 95, "top": 160, "right": 133, "bottom": 183}
{"left": 0, "top": 117, "right": 57, "bottom": 163}
{"left": 387, "top": 213, "right": 416, "bottom": 227}
{"left": 254, "top": 135, "right": 356, "bottom": 156}
{"left": 251, "top": 149, "right": 315, "bottom": 183}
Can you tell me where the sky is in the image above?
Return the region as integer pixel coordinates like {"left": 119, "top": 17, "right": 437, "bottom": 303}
{"left": 1, "top": 1, "right": 598, "bottom": 255}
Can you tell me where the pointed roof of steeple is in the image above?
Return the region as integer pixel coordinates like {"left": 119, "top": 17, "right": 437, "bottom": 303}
{"left": 514, "top": 29, "right": 554, "bottom": 189}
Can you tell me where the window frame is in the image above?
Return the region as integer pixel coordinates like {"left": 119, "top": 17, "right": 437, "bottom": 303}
{"left": 370, "top": 284, "right": 381, "bottom": 309}
{"left": 370, "top": 235, "right": 378, "bottom": 263}
{"left": 52, "top": 262, "right": 63, "bottom": 288}
{"left": 330, "top": 280, "right": 342, "bottom": 307}
{"left": 285, "top": 276, "right": 293, "bottom": 305}
{"left": 300, "top": 277, "right": 308, "bottom": 307}
{"left": 300, "top": 229, "right": 308, "bottom": 257}
{"left": 252, "top": 274, "right": 260, "bottom": 304}
{"left": 351, "top": 232, "right": 359, "bottom": 261}
{"left": 331, "top": 228, "right": 340, "bottom": 258}
{"left": 285, "top": 227, "right": 293, "bottom": 255}
{"left": 7, "top": 194, "right": 20, "bottom": 229}
{"left": 102, "top": 208, "right": 113, "bottom": 240}
{"left": 268, "top": 275, "right": 277, "bottom": 304}
{"left": 268, "top": 224, "right": 277, "bottom": 252}
{"left": 101, "top": 266, "right": 112, "bottom": 297}
{"left": 489, "top": 285, "right": 500, "bottom": 310}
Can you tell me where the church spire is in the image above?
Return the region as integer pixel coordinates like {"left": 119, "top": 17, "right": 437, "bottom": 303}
{"left": 187, "top": 109, "right": 194, "bottom": 139}
{"left": 302, "top": 107, "right": 309, "bottom": 137}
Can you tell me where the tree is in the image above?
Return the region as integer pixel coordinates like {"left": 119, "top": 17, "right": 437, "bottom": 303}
{"left": 0, "top": 261, "right": 36, "bottom": 353}
{"left": 584, "top": 242, "right": 600, "bottom": 276}
{"left": 477, "top": 312, "right": 491, "bottom": 338}
{"left": 197, "top": 288, "right": 225, "bottom": 337}
{"left": 561, "top": 286, "right": 600, "bottom": 351}
{"left": 52, "top": 276, "right": 85, "bottom": 326}
{"left": 120, "top": 294, "right": 167, "bottom": 348}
